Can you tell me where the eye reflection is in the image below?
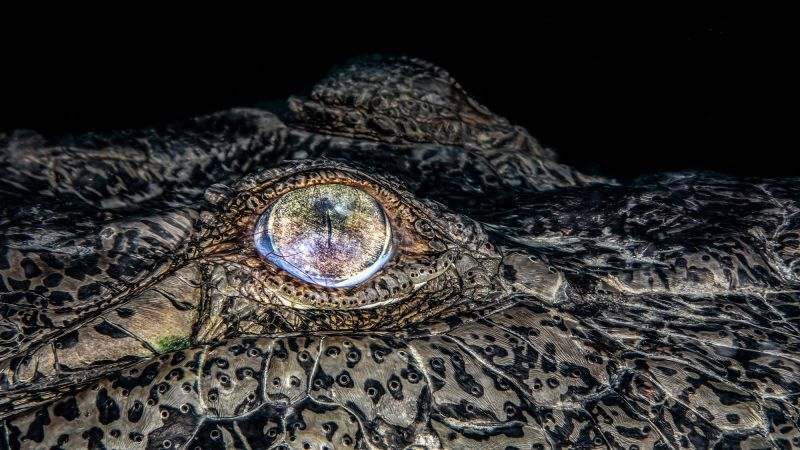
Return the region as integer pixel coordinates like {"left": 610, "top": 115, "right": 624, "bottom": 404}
{"left": 254, "top": 184, "right": 392, "bottom": 287}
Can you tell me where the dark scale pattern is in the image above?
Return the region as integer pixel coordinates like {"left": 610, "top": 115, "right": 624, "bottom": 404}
{"left": 1, "top": 56, "right": 799, "bottom": 448}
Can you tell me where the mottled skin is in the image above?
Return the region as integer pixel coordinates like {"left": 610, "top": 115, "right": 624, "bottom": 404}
{"left": 0, "top": 56, "right": 799, "bottom": 449}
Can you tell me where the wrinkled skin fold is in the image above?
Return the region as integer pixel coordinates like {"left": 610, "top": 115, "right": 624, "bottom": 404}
{"left": 1, "top": 56, "right": 799, "bottom": 449}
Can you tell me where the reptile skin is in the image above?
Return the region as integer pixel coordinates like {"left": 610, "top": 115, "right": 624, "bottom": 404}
{"left": 1, "top": 56, "right": 799, "bottom": 449}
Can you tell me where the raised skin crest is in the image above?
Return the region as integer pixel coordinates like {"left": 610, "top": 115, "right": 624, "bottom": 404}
{"left": 0, "top": 56, "right": 798, "bottom": 449}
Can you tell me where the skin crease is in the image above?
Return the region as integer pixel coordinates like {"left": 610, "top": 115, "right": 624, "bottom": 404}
{"left": 0, "top": 56, "right": 799, "bottom": 449}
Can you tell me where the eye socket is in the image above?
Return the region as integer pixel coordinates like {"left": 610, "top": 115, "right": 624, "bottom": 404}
{"left": 253, "top": 184, "right": 393, "bottom": 287}
{"left": 198, "top": 161, "right": 480, "bottom": 314}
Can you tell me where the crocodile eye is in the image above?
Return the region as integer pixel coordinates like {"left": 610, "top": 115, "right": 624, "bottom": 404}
{"left": 254, "top": 184, "right": 393, "bottom": 287}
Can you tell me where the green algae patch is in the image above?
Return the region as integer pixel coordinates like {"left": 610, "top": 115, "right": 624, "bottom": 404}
{"left": 156, "top": 335, "right": 191, "bottom": 353}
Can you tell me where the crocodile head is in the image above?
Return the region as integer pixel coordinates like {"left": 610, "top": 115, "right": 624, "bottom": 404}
{"left": 1, "top": 56, "right": 799, "bottom": 449}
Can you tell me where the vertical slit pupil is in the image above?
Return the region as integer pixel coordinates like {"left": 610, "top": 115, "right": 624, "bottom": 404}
{"left": 254, "top": 184, "right": 392, "bottom": 289}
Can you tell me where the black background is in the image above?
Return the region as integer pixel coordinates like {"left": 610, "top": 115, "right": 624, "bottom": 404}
{"left": 1, "top": 7, "right": 796, "bottom": 179}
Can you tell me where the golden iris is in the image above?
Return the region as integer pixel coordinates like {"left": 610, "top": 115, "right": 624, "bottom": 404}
{"left": 254, "top": 184, "right": 393, "bottom": 287}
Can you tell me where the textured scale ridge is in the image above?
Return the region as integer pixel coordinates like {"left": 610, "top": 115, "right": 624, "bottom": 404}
{"left": 1, "top": 56, "right": 799, "bottom": 449}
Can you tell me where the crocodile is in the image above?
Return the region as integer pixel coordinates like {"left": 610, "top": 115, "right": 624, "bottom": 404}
{"left": 0, "top": 56, "right": 799, "bottom": 449}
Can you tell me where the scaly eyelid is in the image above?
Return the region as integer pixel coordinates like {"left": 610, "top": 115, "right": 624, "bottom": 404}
{"left": 193, "top": 161, "right": 465, "bottom": 313}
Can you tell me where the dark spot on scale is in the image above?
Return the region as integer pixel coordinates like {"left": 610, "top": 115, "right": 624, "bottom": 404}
{"left": 116, "top": 307, "right": 135, "bottom": 319}
{"left": 364, "top": 378, "right": 386, "bottom": 403}
{"left": 47, "top": 290, "right": 73, "bottom": 304}
{"left": 38, "top": 252, "right": 65, "bottom": 270}
{"left": 502, "top": 264, "right": 517, "bottom": 280}
{"left": 23, "top": 407, "right": 50, "bottom": 442}
{"left": 42, "top": 273, "right": 63, "bottom": 287}
{"left": 614, "top": 425, "right": 649, "bottom": 440}
{"left": 64, "top": 255, "right": 102, "bottom": 280}
{"left": 94, "top": 320, "right": 129, "bottom": 339}
{"left": 430, "top": 357, "right": 446, "bottom": 376}
{"left": 54, "top": 330, "right": 80, "bottom": 350}
{"left": 655, "top": 366, "right": 678, "bottom": 376}
{"left": 322, "top": 421, "right": 337, "bottom": 440}
{"left": 8, "top": 278, "right": 30, "bottom": 291}
{"left": 83, "top": 427, "right": 105, "bottom": 446}
{"left": 0, "top": 328, "right": 17, "bottom": 341}
{"left": 345, "top": 347, "right": 361, "bottom": 367}
{"left": 77, "top": 282, "right": 103, "bottom": 300}
{"left": 541, "top": 356, "right": 557, "bottom": 372}
{"left": 105, "top": 263, "right": 132, "bottom": 279}
{"left": 387, "top": 375, "right": 404, "bottom": 400}
{"left": 336, "top": 371, "right": 354, "bottom": 388}
{"left": 21, "top": 258, "right": 42, "bottom": 278}
{"left": 726, "top": 413, "right": 740, "bottom": 424}
{"left": 96, "top": 388, "right": 121, "bottom": 424}
{"left": 53, "top": 397, "right": 80, "bottom": 420}
{"left": 128, "top": 401, "right": 144, "bottom": 422}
